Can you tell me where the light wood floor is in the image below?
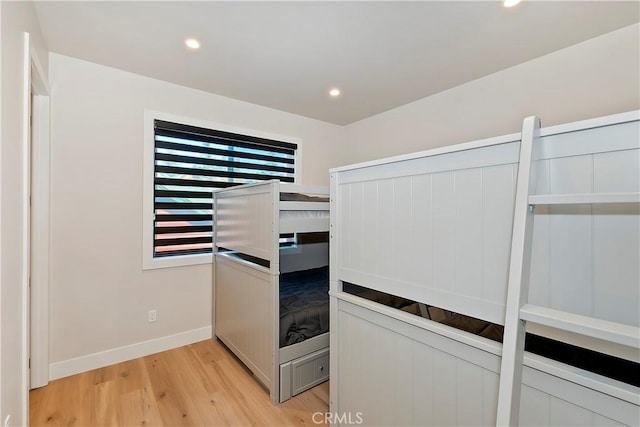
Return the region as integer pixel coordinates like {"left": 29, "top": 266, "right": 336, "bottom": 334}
{"left": 30, "top": 339, "right": 329, "bottom": 426}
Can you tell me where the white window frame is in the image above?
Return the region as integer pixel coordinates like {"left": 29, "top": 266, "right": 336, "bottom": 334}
{"left": 143, "top": 110, "right": 301, "bottom": 270}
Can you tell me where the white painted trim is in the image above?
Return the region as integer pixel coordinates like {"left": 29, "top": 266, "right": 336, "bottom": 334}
{"left": 279, "top": 333, "right": 329, "bottom": 364}
{"left": 142, "top": 110, "right": 302, "bottom": 270}
{"left": 521, "top": 304, "right": 640, "bottom": 348}
{"left": 328, "top": 171, "right": 339, "bottom": 416}
{"left": 29, "top": 96, "right": 50, "bottom": 390}
{"left": 49, "top": 326, "right": 212, "bottom": 380}
{"left": 527, "top": 323, "right": 639, "bottom": 363}
{"left": 329, "top": 132, "right": 521, "bottom": 173}
{"left": 215, "top": 180, "right": 324, "bottom": 196}
{"left": 29, "top": 43, "right": 49, "bottom": 96}
{"left": 539, "top": 110, "right": 639, "bottom": 138}
{"left": 215, "top": 252, "right": 271, "bottom": 277}
{"left": 28, "top": 29, "right": 51, "bottom": 393}
{"left": 214, "top": 179, "right": 276, "bottom": 196}
{"left": 270, "top": 183, "right": 281, "bottom": 405}
{"left": 337, "top": 140, "right": 520, "bottom": 186}
{"left": 20, "top": 32, "right": 31, "bottom": 426}
{"left": 530, "top": 192, "right": 640, "bottom": 205}
{"left": 538, "top": 120, "right": 639, "bottom": 161}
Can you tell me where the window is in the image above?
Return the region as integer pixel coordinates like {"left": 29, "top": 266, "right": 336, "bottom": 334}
{"left": 146, "top": 114, "right": 297, "bottom": 266}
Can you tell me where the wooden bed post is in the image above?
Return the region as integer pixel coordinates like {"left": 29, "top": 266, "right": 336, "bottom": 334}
{"left": 270, "top": 181, "right": 281, "bottom": 405}
{"left": 496, "top": 116, "right": 541, "bottom": 426}
{"left": 329, "top": 171, "right": 339, "bottom": 417}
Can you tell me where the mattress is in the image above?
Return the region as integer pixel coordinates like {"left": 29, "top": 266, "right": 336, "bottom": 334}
{"left": 279, "top": 266, "right": 329, "bottom": 347}
{"left": 280, "top": 192, "right": 329, "bottom": 202}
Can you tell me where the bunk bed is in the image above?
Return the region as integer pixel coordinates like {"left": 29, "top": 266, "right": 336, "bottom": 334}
{"left": 329, "top": 111, "right": 640, "bottom": 426}
{"left": 213, "top": 180, "right": 330, "bottom": 404}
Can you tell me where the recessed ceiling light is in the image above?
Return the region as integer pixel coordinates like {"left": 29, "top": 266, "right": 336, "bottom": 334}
{"left": 185, "top": 38, "right": 201, "bottom": 50}
{"left": 503, "top": 0, "right": 522, "bottom": 7}
{"left": 329, "top": 88, "right": 341, "bottom": 97}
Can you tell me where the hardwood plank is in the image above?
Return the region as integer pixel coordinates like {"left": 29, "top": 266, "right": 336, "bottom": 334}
{"left": 91, "top": 378, "right": 120, "bottom": 426}
{"left": 119, "top": 387, "right": 164, "bottom": 427}
{"left": 30, "top": 339, "right": 329, "bottom": 426}
{"left": 144, "top": 346, "right": 214, "bottom": 425}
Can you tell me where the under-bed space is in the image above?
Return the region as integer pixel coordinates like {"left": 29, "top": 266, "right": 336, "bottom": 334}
{"left": 213, "top": 180, "right": 330, "bottom": 404}
{"left": 329, "top": 111, "right": 640, "bottom": 426}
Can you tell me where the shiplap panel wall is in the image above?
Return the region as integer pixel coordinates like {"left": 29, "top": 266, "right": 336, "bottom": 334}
{"left": 337, "top": 302, "right": 500, "bottom": 426}
{"left": 214, "top": 258, "right": 273, "bottom": 388}
{"left": 215, "top": 190, "right": 274, "bottom": 261}
{"left": 529, "top": 121, "right": 640, "bottom": 327}
{"left": 336, "top": 300, "right": 635, "bottom": 427}
{"left": 336, "top": 121, "right": 639, "bottom": 328}
{"left": 519, "top": 385, "right": 626, "bottom": 427}
{"left": 337, "top": 141, "right": 519, "bottom": 325}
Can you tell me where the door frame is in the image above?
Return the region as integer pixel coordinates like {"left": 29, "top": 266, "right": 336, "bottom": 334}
{"left": 22, "top": 31, "right": 51, "bottom": 417}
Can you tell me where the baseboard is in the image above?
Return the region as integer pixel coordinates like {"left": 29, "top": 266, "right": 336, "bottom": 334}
{"left": 49, "top": 325, "right": 212, "bottom": 380}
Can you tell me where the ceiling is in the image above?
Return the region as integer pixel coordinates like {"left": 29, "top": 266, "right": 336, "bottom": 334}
{"left": 34, "top": 1, "right": 639, "bottom": 125}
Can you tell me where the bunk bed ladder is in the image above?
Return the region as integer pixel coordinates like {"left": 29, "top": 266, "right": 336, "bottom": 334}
{"left": 497, "top": 116, "right": 640, "bottom": 426}
{"left": 496, "top": 116, "right": 540, "bottom": 426}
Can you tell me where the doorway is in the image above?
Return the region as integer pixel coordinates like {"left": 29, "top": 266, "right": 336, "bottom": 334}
{"left": 22, "top": 31, "right": 51, "bottom": 419}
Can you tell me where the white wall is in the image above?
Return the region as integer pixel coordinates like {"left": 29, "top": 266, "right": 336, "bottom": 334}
{"left": 344, "top": 24, "right": 640, "bottom": 164}
{"left": 48, "top": 53, "right": 345, "bottom": 375}
{"left": 0, "top": 1, "right": 48, "bottom": 425}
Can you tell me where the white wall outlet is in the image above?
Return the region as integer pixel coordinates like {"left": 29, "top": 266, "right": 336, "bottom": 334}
{"left": 148, "top": 310, "right": 157, "bottom": 323}
{"left": 4, "top": 414, "right": 11, "bottom": 427}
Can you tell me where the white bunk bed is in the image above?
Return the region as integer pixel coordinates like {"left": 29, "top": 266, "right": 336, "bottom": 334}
{"left": 329, "top": 111, "right": 640, "bottom": 426}
{"left": 213, "top": 180, "right": 330, "bottom": 404}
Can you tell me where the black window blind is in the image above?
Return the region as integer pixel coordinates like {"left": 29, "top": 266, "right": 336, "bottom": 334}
{"left": 153, "top": 119, "right": 296, "bottom": 258}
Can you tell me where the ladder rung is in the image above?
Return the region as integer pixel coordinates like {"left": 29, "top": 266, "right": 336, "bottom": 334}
{"left": 529, "top": 192, "right": 640, "bottom": 205}
{"left": 520, "top": 304, "right": 640, "bottom": 348}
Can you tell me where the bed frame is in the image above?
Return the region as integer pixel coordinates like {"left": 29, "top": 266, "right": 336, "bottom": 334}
{"left": 329, "top": 111, "right": 639, "bottom": 426}
{"left": 213, "top": 180, "right": 330, "bottom": 404}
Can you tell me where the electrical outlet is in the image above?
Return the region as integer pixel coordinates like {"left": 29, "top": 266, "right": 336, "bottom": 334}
{"left": 148, "top": 310, "right": 157, "bottom": 323}
{"left": 4, "top": 414, "right": 11, "bottom": 427}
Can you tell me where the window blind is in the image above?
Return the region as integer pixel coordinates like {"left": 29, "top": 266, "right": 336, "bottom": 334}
{"left": 153, "top": 119, "right": 296, "bottom": 258}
